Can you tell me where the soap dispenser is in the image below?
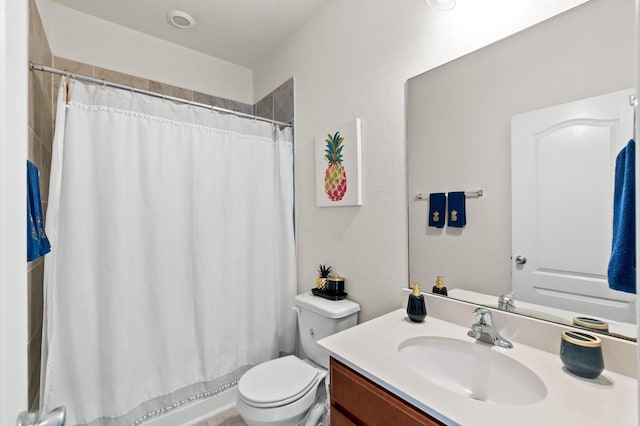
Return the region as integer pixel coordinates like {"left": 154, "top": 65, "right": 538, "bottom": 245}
{"left": 407, "top": 283, "right": 427, "bottom": 322}
{"left": 432, "top": 276, "right": 448, "bottom": 296}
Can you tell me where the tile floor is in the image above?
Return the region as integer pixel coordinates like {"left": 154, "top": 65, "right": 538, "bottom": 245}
{"left": 191, "top": 407, "right": 247, "bottom": 426}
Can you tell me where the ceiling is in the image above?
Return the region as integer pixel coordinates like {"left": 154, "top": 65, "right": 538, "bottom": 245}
{"left": 48, "top": 0, "right": 326, "bottom": 68}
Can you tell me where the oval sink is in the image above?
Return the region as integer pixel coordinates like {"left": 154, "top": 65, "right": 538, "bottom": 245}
{"left": 398, "top": 336, "right": 547, "bottom": 406}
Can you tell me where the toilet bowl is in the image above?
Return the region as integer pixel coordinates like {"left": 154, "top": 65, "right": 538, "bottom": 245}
{"left": 236, "top": 356, "right": 326, "bottom": 426}
{"left": 236, "top": 292, "right": 360, "bottom": 426}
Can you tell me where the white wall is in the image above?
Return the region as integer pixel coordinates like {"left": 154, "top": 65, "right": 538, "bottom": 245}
{"left": 35, "top": 0, "right": 253, "bottom": 104}
{"left": 0, "top": 0, "right": 29, "bottom": 422}
{"left": 253, "top": 0, "right": 589, "bottom": 322}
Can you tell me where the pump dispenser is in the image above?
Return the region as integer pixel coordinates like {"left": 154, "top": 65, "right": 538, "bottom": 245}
{"left": 407, "top": 283, "right": 427, "bottom": 322}
{"left": 432, "top": 276, "right": 448, "bottom": 296}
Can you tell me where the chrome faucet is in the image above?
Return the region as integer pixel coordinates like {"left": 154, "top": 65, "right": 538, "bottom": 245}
{"left": 498, "top": 292, "right": 515, "bottom": 312}
{"left": 467, "top": 307, "right": 513, "bottom": 349}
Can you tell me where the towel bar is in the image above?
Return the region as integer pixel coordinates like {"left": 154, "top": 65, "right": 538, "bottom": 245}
{"left": 415, "top": 189, "right": 483, "bottom": 200}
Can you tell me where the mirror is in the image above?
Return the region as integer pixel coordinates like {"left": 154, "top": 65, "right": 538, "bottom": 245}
{"left": 407, "top": 0, "right": 637, "bottom": 340}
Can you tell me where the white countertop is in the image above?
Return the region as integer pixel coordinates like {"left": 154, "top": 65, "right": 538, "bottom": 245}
{"left": 318, "top": 308, "right": 637, "bottom": 426}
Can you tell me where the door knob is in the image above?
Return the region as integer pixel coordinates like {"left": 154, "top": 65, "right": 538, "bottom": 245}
{"left": 515, "top": 255, "right": 527, "bottom": 265}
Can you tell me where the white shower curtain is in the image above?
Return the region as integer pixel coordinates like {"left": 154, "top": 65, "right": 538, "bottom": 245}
{"left": 41, "top": 78, "right": 296, "bottom": 426}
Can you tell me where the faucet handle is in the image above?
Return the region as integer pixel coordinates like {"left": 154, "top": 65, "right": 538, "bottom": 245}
{"left": 498, "top": 292, "right": 515, "bottom": 312}
{"left": 473, "top": 307, "right": 493, "bottom": 326}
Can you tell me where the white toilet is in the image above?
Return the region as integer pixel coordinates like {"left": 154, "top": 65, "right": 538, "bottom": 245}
{"left": 236, "top": 292, "right": 360, "bottom": 426}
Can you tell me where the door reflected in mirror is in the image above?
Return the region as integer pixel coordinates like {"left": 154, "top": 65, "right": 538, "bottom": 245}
{"left": 512, "top": 89, "right": 636, "bottom": 325}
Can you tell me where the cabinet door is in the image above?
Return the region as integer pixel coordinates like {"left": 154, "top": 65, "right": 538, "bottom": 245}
{"left": 330, "top": 358, "right": 444, "bottom": 426}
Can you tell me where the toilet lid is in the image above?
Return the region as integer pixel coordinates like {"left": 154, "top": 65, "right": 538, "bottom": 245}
{"left": 238, "top": 356, "right": 320, "bottom": 408}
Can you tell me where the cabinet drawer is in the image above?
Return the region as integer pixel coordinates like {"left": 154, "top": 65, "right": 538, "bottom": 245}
{"left": 331, "top": 406, "right": 358, "bottom": 426}
{"left": 330, "top": 357, "right": 444, "bottom": 426}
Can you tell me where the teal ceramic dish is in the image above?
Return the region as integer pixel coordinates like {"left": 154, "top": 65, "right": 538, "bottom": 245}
{"left": 560, "top": 330, "right": 604, "bottom": 379}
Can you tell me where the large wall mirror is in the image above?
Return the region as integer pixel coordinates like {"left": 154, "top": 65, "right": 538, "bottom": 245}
{"left": 407, "top": 0, "right": 637, "bottom": 340}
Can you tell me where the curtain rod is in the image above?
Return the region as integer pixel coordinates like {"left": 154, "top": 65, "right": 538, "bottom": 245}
{"left": 30, "top": 63, "right": 293, "bottom": 128}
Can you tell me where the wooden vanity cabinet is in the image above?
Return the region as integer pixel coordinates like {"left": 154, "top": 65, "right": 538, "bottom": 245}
{"left": 330, "top": 357, "right": 445, "bottom": 426}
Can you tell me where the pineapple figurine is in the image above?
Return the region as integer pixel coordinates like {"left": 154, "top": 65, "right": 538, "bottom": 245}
{"left": 316, "top": 264, "right": 332, "bottom": 289}
{"left": 324, "top": 132, "right": 347, "bottom": 201}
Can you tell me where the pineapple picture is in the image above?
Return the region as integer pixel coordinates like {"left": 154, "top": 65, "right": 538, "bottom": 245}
{"left": 315, "top": 119, "right": 362, "bottom": 207}
{"left": 324, "top": 131, "right": 347, "bottom": 201}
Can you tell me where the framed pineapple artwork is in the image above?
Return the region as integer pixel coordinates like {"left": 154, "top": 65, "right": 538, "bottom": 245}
{"left": 315, "top": 118, "right": 363, "bottom": 207}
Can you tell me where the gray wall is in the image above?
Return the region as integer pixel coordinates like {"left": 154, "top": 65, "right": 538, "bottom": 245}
{"left": 407, "top": 0, "right": 636, "bottom": 296}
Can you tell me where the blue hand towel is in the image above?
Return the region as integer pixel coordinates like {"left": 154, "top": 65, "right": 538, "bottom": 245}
{"left": 448, "top": 191, "right": 466, "bottom": 228}
{"left": 608, "top": 140, "right": 635, "bottom": 294}
{"left": 428, "top": 193, "right": 446, "bottom": 228}
{"left": 27, "top": 161, "right": 51, "bottom": 261}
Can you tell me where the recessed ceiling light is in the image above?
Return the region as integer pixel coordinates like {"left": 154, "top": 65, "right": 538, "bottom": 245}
{"left": 425, "top": 0, "right": 456, "bottom": 11}
{"left": 167, "top": 10, "right": 196, "bottom": 29}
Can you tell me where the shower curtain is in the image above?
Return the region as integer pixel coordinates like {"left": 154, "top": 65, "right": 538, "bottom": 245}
{"left": 41, "top": 78, "right": 296, "bottom": 426}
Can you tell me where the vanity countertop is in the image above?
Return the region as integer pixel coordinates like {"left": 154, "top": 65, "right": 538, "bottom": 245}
{"left": 318, "top": 308, "right": 637, "bottom": 426}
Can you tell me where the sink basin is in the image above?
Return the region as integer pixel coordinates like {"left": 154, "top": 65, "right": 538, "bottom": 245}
{"left": 398, "top": 336, "right": 547, "bottom": 406}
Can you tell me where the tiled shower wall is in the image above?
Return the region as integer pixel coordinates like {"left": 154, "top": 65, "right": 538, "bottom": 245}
{"left": 28, "top": 0, "right": 293, "bottom": 412}
{"left": 27, "top": 0, "right": 53, "bottom": 411}
{"left": 49, "top": 56, "right": 294, "bottom": 125}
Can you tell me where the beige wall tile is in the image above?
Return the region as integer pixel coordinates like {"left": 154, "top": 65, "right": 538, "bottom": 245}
{"left": 28, "top": 129, "right": 41, "bottom": 167}
{"left": 40, "top": 145, "right": 51, "bottom": 203}
{"left": 273, "top": 78, "right": 294, "bottom": 124}
{"left": 52, "top": 74, "right": 62, "bottom": 114}
{"left": 192, "top": 91, "right": 214, "bottom": 106}
{"left": 148, "top": 80, "right": 193, "bottom": 101}
{"left": 27, "top": 323, "right": 42, "bottom": 411}
{"left": 28, "top": 71, "right": 36, "bottom": 130}
{"left": 212, "top": 95, "right": 253, "bottom": 116}
{"left": 27, "top": 260, "right": 44, "bottom": 339}
{"left": 192, "top": 91, "right": 211, "bottom": 105}
{"left": 94, "top": 67, "right": 148, "bottom": 91}
{"left": 192, "top": 92, "right": 252, "bottom": 115}
{"left": 39, "top": 66, "right": 53, "bottom": 115}
{"left": 41, "top": 101, "right": 53, "bottom": 150}
{"left": 255, "top": 92, "right": 273, "bottom": 120}
{"left": 28, "top": 0, "right": 42, "bottom": 64}
{"left": 53, "top": 56, "right": 94, "bottom": 76}
{"left": 31, "top": 75, "right": 46, "bottom": 141}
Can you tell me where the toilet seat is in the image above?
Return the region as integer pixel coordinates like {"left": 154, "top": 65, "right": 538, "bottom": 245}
{"left": 238, "top": 356, "right": 321, "bottom": 408}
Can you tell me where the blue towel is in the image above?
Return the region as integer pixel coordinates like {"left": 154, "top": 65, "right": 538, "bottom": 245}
{"left": 428, "top": 193, "right": 446, "bottom": 228}
{"left": 448, "top": 191, "right": 466, "bottom": 228}
{"left": 608, "top": 140, "right": 635, "bottom": 294}
{"left": 27, "top": 161, "right": 51, "bottom": 261}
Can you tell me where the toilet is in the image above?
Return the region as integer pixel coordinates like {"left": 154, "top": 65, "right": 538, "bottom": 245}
{"left": 236, "top": 292, "right": 360, "bottom": 426}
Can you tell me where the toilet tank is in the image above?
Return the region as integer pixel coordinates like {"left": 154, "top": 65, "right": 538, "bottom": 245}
{"left": 294, "top": 292, "right": 360, "bottom": 369}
